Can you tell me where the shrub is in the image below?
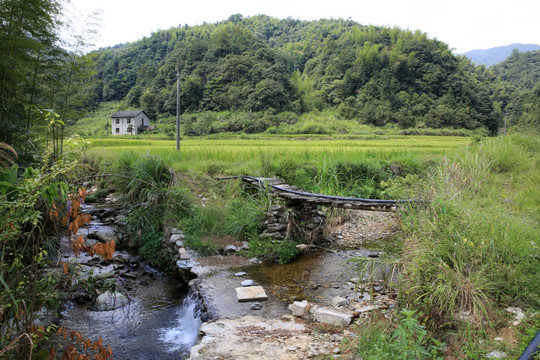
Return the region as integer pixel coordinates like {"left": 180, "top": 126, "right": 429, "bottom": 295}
{"left": 357, "top": 309, "right": 445, "bottom": 359}
{"left": 248, "top": 237, "right": 301, "bottom": 264}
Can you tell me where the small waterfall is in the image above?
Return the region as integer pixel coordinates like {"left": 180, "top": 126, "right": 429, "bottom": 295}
{"left": 158, "top": 293, "right": 203, "bottom": 353}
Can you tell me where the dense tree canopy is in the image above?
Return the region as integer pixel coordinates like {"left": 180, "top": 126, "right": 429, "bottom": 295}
{"left": 492, "top": 50, "right": 540, "bottom": 130}
{"left": 89, "top": 16, "right": 507, "bottom": 133}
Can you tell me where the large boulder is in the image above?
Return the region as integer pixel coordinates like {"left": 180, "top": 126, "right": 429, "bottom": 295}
{"left": 95, "top": 291, "right": 128, "bottom": 311}
{"left": 86, "top": 225, "right": 117, "bottom": 243}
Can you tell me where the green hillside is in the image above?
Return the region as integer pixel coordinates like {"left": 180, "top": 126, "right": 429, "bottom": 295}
{"left": 492, "top": 50, "right": 540, "bottom": 130}
{"left": 86, "top": 15, "right": 502, "bottom": 134}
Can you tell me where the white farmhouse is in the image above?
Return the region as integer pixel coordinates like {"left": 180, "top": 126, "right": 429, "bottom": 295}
{"left": 111, "top": 110, "right": 153, "bottom": 135}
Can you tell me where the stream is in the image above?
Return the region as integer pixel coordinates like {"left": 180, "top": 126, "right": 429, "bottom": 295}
{"left": 57, "top": 203, "right": 202, "bottom": 359}
{"left": 56, "top": 201, "right": 392, "bottom": 359}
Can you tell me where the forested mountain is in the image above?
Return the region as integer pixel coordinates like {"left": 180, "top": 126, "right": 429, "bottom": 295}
{"left": 88, "top": 15, "right": 502, "bottom": 134}
{"left": 463, "top": 43, "right": 540, "bottom": 67}
{"left": 492, "top": 50, "right": 540, "bottom": 129}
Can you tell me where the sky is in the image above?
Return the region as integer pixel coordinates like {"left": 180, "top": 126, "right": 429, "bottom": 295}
{"left": 69, "top": 0, "right": 539, "bottom": 54}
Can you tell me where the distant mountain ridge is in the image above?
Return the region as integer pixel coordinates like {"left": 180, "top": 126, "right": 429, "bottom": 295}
{"left": 463, "top": 43, "right": 540, "bottom": 66}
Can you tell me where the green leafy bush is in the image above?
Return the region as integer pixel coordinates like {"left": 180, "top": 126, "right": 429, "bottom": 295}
{"left": 248, "top": 238, "right": 300, "bottom": 264}
{"left": 357, "top": 309, "right": 445, "bottom": 359}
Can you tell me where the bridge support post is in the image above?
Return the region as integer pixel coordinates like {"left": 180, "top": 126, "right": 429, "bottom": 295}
{"left": 260, "top": 201, "right": 326, "bottom": 243}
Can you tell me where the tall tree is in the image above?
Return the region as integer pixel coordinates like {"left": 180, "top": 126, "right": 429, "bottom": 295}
{"left": 0, "top": 0, "right": 62, "bottom": 151}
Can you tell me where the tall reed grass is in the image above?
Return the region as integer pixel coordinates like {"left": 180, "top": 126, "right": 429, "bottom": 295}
{"left": 399, "top": 135, "right": 539, "bottom": 333}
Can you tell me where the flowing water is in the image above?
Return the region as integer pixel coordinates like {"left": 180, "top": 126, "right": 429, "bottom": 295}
{"left": 60, "top": 278, "right": 203, "bottom": 359}
{"left": 58, "top": 202, "right": 386, "bottom": 358}
{"left": 58, "top": 203, "right": 203, "bottom": 359}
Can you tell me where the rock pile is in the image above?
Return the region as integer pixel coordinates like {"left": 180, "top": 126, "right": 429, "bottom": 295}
{"left": 260, "top": 203, "right": 325, "bottom": 241}
{"left": 163, "top": 227, "right": 197, "bottom": 283}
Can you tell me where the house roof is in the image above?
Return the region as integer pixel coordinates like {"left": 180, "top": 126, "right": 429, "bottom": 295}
{"left": 111, "top": 110, "right": 149, "bottom": 118}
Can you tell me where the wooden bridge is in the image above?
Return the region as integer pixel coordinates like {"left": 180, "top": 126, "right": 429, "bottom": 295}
{"left": 217, "top": 176, "right": 417, "bottom": 212}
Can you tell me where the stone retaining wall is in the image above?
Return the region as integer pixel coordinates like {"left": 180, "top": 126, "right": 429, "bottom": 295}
{"left": 260, "top": 202, "right": 326, "bottom": 242}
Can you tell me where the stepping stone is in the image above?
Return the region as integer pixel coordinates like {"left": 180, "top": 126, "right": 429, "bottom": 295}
{"left": 234, "top": 271, "right": 247, "bottom": 277}
{"left": 241, "top": 280, "right": 254, "bottom": 287}
{"left": 236, "top": 286, "right": 267, "bottom": 302}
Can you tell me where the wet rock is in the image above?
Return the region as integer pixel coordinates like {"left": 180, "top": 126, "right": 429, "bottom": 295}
{"left": 234, "top": 272, "right": 247, "bottom": 277}
{"left": 71, "top": 286, "right": 92, "bottom": 304}
{"left": 176, "top": 260, "right": 192, "bottom": 270}
{"left": 241, "top": 280, "right": 254, "bottom": 287}
{"left": 122, "top": 272, "right": 138, "bottom": 279}
{"left": 100, "top": 209, "right": 118, "bottom": 220}
{"left": 112, "top": 254, "right": 129, "bottom": 264}
{"left": 85, "top": 239, "right": 99, "bottom": 248}
{"left": 95, "top": 291, "right": 128, "bottom": 311}
{"left": 251, "top": 303, "right": 263, "bottom": 310}
{"left": 86, "top": 225, "right": 117, "bottom": 243}
{"left": 34, "top": 307, "right": 57, "bottom": 327}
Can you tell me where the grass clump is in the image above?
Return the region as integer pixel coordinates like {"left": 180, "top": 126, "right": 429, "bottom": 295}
{"left": 394, "top": 134, "right": 539, "bottom": 356}
{"left": 104, "top": 152, "right": 195, "bottom": 269}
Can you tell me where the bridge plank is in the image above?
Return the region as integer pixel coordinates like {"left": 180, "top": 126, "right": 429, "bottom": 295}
{"left": 236, "top": 176, "right": 407, "bottom": 212}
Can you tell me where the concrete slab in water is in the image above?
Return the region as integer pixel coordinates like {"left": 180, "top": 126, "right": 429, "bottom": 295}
{"left": 236, "top": 286, "right": 267, "bottom": 302}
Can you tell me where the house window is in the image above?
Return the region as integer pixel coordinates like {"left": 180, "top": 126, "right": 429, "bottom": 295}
{"left": 127, "top": 119, "right": 131, "bottom": 124}
{"left": 115, "top": 128, "right": 120, "bottom": 133}
{"left": 115, "top": 119, "right": 119, "bottom": 124}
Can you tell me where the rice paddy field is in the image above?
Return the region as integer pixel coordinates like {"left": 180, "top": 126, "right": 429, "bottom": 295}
{"left": 84, "top": 135, "right": 471, "bottom": 175}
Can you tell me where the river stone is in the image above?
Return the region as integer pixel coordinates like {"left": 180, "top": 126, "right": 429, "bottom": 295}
{"left": 95, "top": 291, "right": 128, "bottom": 311}
{"left": 331, "top": 296, "right": 348, "bottom": 308}
{"left": 241, "top": 280, "right": 254, "bottom": 287}
{"left": 234, "top": 272, "right": 247, "bottom": 277}
{"left": 289, "top": 300, "right": 310, "bottom": 317}
{"left": 170, "top": 234, "right": 185, "bottom": 243}
{"left": 100, "top": 209, "right": 118, "bottom": 220}
{"left": 312, "top": 307, "right": 353, "bottom": 327}
{"left": 84, "top": 239, "right": 99, "bottom": 248}
{"left": 178, "top": 248, "right": 189, "bottom": 260}
{"left": 87, "top": 225, "right": 117, "bottom": 243}
{"left": 236, "top": 286, "right": 267, "bottom": 302}
{"left": 251, "top": 303, "right": 263, "bottom": 310}
{"left": 176, "top": 260, "right": 192, "bottom": 270}
{"left": 354, "top": 304, "right": 383, "bottom": 313}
